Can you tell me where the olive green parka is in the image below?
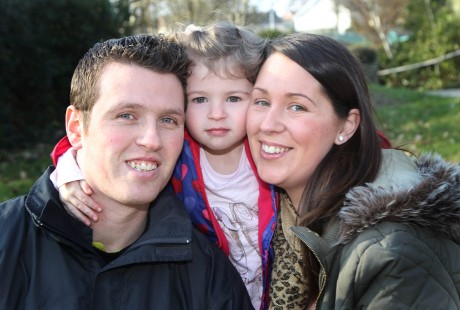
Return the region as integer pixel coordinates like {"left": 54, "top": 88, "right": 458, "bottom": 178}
{"left": 293, "top": 150, "right": 460, "bottom": 309}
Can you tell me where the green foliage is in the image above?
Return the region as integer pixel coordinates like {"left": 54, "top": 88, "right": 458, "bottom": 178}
{"left": 351, "top": 46, "right": 379, "bottom": 83}
{"left": 373, "top": 84, "right": 460, "bottom": 161}
{"left": 0, "top": 0, "right": 130, "bottom": 148}
{"left": 0, "top": 144, "right": 53, "bottom": 201}
{"left": 379, "top": 0, "right": 460, "bottom": 90}
{"left": 352, "top": 46, "right": 378, "bottom": 64}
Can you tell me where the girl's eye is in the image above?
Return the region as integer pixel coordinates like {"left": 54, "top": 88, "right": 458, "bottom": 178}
{"left": 227, "top": 96, "right": 241, "bottom": 102}
{"left": 191, "top": 97, "right": 207, "bottom": 104}
{"left": 289, "top": 104, "right": 306, "bottom": 112}
{"left": 119, "top": 113, "right": 134, "bottom": 120}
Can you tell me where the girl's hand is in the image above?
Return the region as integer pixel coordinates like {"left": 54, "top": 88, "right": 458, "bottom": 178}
{"left": 59, "top": 180, "right": 102, "bottom": 226}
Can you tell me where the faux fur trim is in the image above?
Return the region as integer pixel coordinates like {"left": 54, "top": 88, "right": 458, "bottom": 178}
{"left": 338, "top": 154, "right": 460, "bottom": 244}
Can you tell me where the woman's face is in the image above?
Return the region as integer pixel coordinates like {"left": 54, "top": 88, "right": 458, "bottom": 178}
{"left": 247, "top": 52, "right": 345, "bottom": 208}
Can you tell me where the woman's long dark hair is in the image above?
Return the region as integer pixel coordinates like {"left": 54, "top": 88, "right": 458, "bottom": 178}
{"left": 264, "top": 33, "right": 383, "bottom": 297}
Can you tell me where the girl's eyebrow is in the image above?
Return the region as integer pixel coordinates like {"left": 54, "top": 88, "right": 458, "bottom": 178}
{"left": 225, "top": 90, "right": 251, "bottom": 95}
{"left": 186, "top": 90, "right": 206, "bottom": 95}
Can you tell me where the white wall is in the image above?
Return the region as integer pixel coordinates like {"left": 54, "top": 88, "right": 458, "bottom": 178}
{"left": 293, "top": 0, "right": 351, "bottom": 34}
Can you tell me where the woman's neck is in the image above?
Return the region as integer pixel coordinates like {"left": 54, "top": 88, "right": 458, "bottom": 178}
{"left": 284, "top": 189, "right": 302, "bottom": 212}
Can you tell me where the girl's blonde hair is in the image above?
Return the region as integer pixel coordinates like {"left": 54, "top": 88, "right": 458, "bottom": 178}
{"left": 178, "top": 21, "right": 266, "bottom": 83}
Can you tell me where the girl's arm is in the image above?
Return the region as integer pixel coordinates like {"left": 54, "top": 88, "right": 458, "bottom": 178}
{"left": 59, "top": 179, "right": 101, "bottom": 226}
{"left": 50, "top": 147, "right": 102, "bottom": 226}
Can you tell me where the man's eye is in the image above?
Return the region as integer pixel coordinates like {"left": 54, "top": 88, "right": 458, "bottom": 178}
{"left": 160, "top": 117, "right": 178, "bottom": 125}
{"left": 119, "top": 113, "right": 134, "bottom": 119}
{"left": 192, "top": 97, "right": 207, "bottom": 103}
{"left": 227, "top": 96, "right": 241, "bottom": 102}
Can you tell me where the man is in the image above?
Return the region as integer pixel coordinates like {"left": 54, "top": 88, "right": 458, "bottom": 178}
{"left": 0, "top": 35, "right": 253, "bottom": 309}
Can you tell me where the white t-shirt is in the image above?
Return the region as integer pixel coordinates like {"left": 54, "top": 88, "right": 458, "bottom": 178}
{"left": 200, "top": 146, "right": 262, "bottom": 310}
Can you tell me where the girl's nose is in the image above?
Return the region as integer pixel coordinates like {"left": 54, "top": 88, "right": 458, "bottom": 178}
{"left": 207, "top": 103, "right": 226, "bottom": 120}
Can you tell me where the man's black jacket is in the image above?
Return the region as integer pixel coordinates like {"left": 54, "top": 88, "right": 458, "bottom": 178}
{"left": 0, "top": 167, "right": 253, "bottom": 310}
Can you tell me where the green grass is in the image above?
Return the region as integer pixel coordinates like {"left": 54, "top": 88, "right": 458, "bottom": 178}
{"left": 372, "top": 84, "right": 460, "bottom": 162}
{"left": 0, "top": 85, "right": 459, "bottom": 201}
{"left": 0, "top": 144, "right": 54, "bottom": 201}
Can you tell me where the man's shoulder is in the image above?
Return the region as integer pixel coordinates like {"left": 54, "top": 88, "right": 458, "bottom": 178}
{"left": 149, "top": 189, "right": 191, "bottom": 224}
{"left": 189, "top": 227, "right": 229, "bottom": 261}
{"left": 0, "top": 195, "right": 31, "bottom": 249}
{"left": 0, "top": 195, "right": 27, "bottom": 220}
{"left": 0, "top": 167, "right": 57, "bottom": 233}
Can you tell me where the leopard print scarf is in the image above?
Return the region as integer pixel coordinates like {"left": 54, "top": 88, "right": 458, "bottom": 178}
{"left": 269, "top": 194, "right": 310, "bottom": 309}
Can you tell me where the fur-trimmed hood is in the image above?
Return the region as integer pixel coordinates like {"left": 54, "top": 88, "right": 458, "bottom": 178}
{"left": 338, "top": 150, "right": 460, "bottom": 244}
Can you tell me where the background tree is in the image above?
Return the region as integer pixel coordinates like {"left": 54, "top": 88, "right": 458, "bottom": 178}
{"left": 123, "top": 0, "right": 255, "bottom": 33}
{"left": 380, "top": 0, "right": 460, "bottom": 89}
{"left": 338, "top": 0, "right": 410, "bottom": 59}
{"left": 337, "top": 0, "right": 459, "bottom": 89}
{"left": 0, "top": 0, "right": 130, "bottom": 148}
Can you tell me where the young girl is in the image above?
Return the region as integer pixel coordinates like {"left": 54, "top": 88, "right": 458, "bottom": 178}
{"left": 50, "top": 22, "right": 277, "bottom": 310}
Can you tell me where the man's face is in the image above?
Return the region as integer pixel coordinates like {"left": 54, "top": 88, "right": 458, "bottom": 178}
{"left": 71, "top": 62, "right": 185, "bottom": 209}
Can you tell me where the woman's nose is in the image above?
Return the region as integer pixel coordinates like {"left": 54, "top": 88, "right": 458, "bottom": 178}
{"left": 259, "top": 107, "right": 284, "bottom": 133}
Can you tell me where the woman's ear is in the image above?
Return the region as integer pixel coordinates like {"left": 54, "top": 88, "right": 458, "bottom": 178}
{"left": 65, "top": 105, "right": 83, "bottom": 150}
{"left": 336, "top": 108, "right": 360, "bottom": 145}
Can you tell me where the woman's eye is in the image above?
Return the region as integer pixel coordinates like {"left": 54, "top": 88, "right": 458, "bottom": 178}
{"left": 290, "top": 104, "right": 306, "bottom": 112}
{"left": 192, "top": 97, "right": 207, "bottom": 103}
{"left": 254, "top": 99, "right": 269, "bottom": 107}
{"left": 227, "top": 96, "right": 241, "bottom": 102}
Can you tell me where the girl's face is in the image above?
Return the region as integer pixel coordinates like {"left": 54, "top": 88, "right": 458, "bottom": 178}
{"left": 247, "top": 53, "right": 346, "bottom": 208}
{"left": 186, "top": 62, "right": 252, "bottom": 158}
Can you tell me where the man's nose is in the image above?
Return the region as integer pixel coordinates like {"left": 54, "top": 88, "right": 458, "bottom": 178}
{"left": 137, "top": 123, "right": 162, "bottom": 150}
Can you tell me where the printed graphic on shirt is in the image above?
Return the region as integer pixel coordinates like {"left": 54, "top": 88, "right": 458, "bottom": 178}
{"left": 213, "top": 201, "right": 262, "bottom": 307}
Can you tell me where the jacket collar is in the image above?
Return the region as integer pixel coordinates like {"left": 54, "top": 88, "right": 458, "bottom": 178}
{"left": 338, "top": 151, "right": 460, "bottom": 244}
{"left": 25, "top": 166, "right": 94, "bottom": 249}
{"left": 25, "top": 167, "right": 193, "bottom": 261}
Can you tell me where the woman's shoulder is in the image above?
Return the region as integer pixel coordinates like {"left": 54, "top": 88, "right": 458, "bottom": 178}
{"left": 337, "top": 152, "right": 460, "bottom": 245}
{"left": 344, "top": 220, "right": 459, "bottom": 253}
{"left": 330, "top": 221, "right": 460, "bottom": 309}
{"left": 337, "top": 220, "right": 459, "bottom": 287}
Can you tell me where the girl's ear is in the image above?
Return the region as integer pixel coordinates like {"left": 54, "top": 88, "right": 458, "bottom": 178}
{"left": 66, "top": 105, "right": 83, "bottom": 150}
{"left": 335, "top": 108, "right": 360, "bottom": 145}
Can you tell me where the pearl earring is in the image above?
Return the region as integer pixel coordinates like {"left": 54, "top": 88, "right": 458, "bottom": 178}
{"left": 338, "top": 135, "right": 344, "bottom": 142}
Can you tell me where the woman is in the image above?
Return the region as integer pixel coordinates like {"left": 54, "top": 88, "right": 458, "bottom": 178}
{"left": 247, "top": 32, "right": 460, "bottom": 309}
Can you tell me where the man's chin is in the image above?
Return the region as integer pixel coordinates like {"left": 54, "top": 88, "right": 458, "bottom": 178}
{"left": 119, "top": 189, "right": 161, "bottom": 207}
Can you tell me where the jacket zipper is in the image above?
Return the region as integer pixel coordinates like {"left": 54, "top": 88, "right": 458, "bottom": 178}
{"left": 293, "top": 227, "right": 327, "bottom": 309}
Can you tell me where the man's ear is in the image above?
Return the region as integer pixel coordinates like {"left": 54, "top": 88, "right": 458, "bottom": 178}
{"left": 335, "top": 108, "right": 360, "bottom": 145}
{"left": 66, "top": 105, "right": 83, "bottom": 150}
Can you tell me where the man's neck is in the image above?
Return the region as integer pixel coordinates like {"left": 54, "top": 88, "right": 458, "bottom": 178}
{"left": 91, "top": 198, "right": 149, "bottom": 253}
